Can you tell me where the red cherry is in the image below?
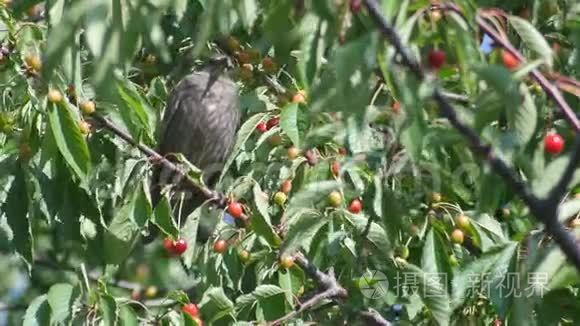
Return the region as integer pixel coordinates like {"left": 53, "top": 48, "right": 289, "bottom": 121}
{"left": 330, "top": 161, "right": 340, "bottom": 177}
{"left": 280, "top": 180, "right": 292, "bottom": 194}
{"left": 544, "top": 133, "right": 564, "bottom": 155}
{"left": 256, "top": 122, "right": 268, "bottom": 133}
{"left": 173, "top": 239, "right": 188, "bottom": 255}
{"left": 501, "top": 50, "right": 519, "bottom": 70}
{"left": 392, "top": 101, "right": 401, "bottom": 113}
{"left": 182, "top": 303, "right": 199, "bottom": 317}
{"left": 350, "top": 0, "right": 362, "bottom": 13}
{"left": 304, "top": 149, "right": 318, "bottom": 166}
{"left": 348, "top": 199, "right": 363, "bottom": 214}
{"left": 228, "top": 201, "right": 243, "bottom": 218}
{"left": 427, "top": 49, "right": 446, "bottom": 70}
{"left": 266, "top": 117, "right": 279, "bottom": 130}
{"left": 163, "top": 238, "right": 175, "bottom": 254}
{"left": 213, "top": 240, "right": 228, "bottom": 253}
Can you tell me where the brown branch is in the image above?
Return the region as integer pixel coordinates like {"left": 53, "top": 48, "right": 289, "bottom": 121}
{"left": 270, "top": 253, "right": 348, "bottom": 325}
{"left": 91, "top": 114, "right": 226, "bottom": 207}
{"left": 362, "top": 0, "right": 580, "bottom": 271}
{"left": 360, "top": 309, "right": 392, "bottom": 326}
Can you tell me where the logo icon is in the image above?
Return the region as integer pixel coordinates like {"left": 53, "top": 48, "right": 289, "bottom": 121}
{"left": 359, "top": 270, "right": 389, "bottom": 299}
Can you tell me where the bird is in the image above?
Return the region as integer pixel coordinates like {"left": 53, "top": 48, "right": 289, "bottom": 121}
{"left": 146, "top": 54, "right": 241, "bottom": 243}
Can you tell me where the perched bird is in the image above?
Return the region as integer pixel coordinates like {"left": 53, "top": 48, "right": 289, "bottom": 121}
{"left": 146, "top": 55, "right": 241, "bottom": 243}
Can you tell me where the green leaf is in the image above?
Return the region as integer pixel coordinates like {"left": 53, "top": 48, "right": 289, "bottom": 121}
{"left": 507, "top": 85, "right": 537, "bottom": 147}
{"left": 400, "top": 263, "right": 451, "bottom": 326}
{"left": 254, "top": 285, "right": 287, "bottom": 299}
{"left": 508, "top": 15, "right": 553, "bottom": 67}
{"left": 43, "top": 0, "right": 102, "bottom": 80}
{"left": 421, "top": 229, "right": 453, "bottom": 288}
{"left": 284, "top": 180, "right": 340, "bottom": 218}
{"left": 251, "top": 183, "right": 281, "bottom": 247}
{"left": 235, "top": 0, "right": 258, "bottom": 29}
{"left": 83, "top": 0, "right": 111, "bottom": 58}
{"left": 116, "top": 82, "right": 156, "bottom": 141}
{"left": 199, "top": 287, "right": 235, "bottom": 323}
{"left": 333, "top": 32, "right": 377, "bottom": 88}
{"left": 100, "top": 293, "right": 119, "bottom": 325}
{"left": 280, "top": 103, "right": 300, "bottom": 147}
{"left": 558, "top": 199, "right": 580, "bottom": 223}
{"left": 47, "top": 283, "right": 80, "bottom": 324}
{"left": 257, "top": 292, "right": 287, "bottom": 321}
{"left": 220, "top": 113, "right": 267, "bottom": 182}
{"left": 474, "top": 65, "right": 520, "bottom": 111}
{"left": 151, "top": 196, "right": 179, "bottom": 238}
{"left": 119, "top": 304, "right": 139, "bottom": 326}
{"left": 452, "top": 243, "right": 518, "bottom": 310}
{"left": 182, "top": 206, "right": 202, "bottom": 269}
{"left": 297, "top": 18, "right": 325, "bottom": 89}
{"left": 532, "top": 154, "right": 580, "bottom": 199}
{"left": 47, "top": 102, "right": 91, "bottom": 184}
{"left": 282, "top": 209, "right": 327, "bottom": 254}
{"left": 350, "top": 215, "right": 391, "bottom": 258}
{"left": 3, "top": 165, "right": 33, "bottom": 267}
{"left": 103, "top": 186, "right": 148, "bottom": 264}
{"left": 23, "top": 295, "right": 51, "bottom": 326}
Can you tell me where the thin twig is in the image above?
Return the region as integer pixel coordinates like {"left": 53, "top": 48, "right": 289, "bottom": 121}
{"left": 270, "top": 253, "right": 348, "bottom": 325}
{"left": 359, "top": 309, "right": 392, "bottom": 326}
{"left": 92, "top": 114, "right": 225, "bottom": 207}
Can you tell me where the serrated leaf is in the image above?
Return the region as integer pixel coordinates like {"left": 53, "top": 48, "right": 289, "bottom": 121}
{"left": 220, "top": 113, "right": 267, "bottom": 182}
{"left": 119, "top": 304, "right": 139, "bottom": 326}
{"left": 350, "top": 215, "right": 391, "bottom": 257}
{"left": 508, "top": 15, "right": 553, "bottom": 67}
{"left": 47, "top": 283, "right": 79, "bottom": 324}
{"left": 251, "top": 183, "right": 281, "bottom": 246}
{"left": 558, "top": 199, "right": 580, "bottom": 223}
{"left": 475, "top": 66, "right": 520, "bottom": 110}
{"left": 284, "top": 180, "right": 340, "bottom": 218}
{"left": 116, "top": 82, "right": 156, "bottom": 141}
{"left": 532, "top": 155, "right": 580, "bottom": 199}
{"left": 253, "top": 285, "right": 286, "bottom": 299}
{"left": 235, "top": 0, "right": 258, "bottom": 29}
{"left": 281, "top": 209, "right": 327, "bottom": 254}
{"left": 452, "top": 243, "right": 518, "bottom": 310}
{"left": 182, "top": 207, "right": 202, "bottom": 269}
{"left": 400, "top": 263, "right": 451, "bottom": 326}
{"left": 199, "top": 287, "right": 234, "bottom": 323}
{"left": 100, "top": 293, "right": 119, "bottom": 325}
{"left": 47, "top": 102, "right": 91, "bottom": 184}
{"left": 298, "top": 18, "right": 325, "bottom": 89}
{"left": 280, "top": 103, "right": 300, "bottom": 147}
{"left": 3, "top": 165, "right": 33, "bottom": 267}
{"left": 508, "top": 85, "right": 537, "bottom": 147}
{"left": 421, "top": 229, "right": 453, "bottom": 289}
{"left": 151, "top": 196, "right": 179, "bottom": 238}
{"left": 23, "top": 295, "right": 51, "bottom": 326}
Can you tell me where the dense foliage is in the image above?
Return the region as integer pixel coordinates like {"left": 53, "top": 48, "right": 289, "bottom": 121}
{"left": 1, "top": 0, "right": 580, "bottom": 325}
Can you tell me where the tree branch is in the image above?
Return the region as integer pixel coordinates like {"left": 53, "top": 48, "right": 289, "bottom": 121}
{"left": 270, "top": 253, "right": 349, "bottom": 325}
{"left": 91, "top": 114, "right": 226, "bottom": 207}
